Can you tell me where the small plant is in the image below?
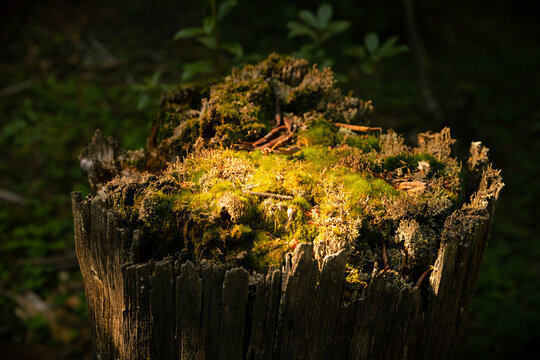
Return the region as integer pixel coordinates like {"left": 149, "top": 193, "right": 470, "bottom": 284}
{"left": 131, "top": 71, "right": 174, "bottom": 110}
{"left": 287, "top": 3, "right": 408, "bottom": 76}
{"left": 344, "top": 33, "right": 409, "bottom": 74}
{"left": 173, "top": 0, "right": 244, "bottom": 81}
{"left": 286, "top": 3, "right": 350, "bottom": 68}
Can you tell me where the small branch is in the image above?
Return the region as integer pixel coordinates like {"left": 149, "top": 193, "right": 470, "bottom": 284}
{"left": 333, "top": 123, "right": 382, "bottom": 132}
{"left": 0, "top": 189, "right": 28, "bottom": 206}
{"left": 270, "top": 133, "right": 294, "bottom": 150}
{"left": 255, "top": 132, "right": 288, "bottom": 150}
{"left": 414, "top": 266, "right": 434, "bottom": 289}
{"left": 382, "top": 242, "right": 389, "bottom": 269}
{"left": 250, "top": 126, "right": 286, "bottom": 147}
{"left": 243, "top": 190, "right": 293, "bottom": 200}
{"left": 0, "top": 79, "right": 33, "bottom": 98}
{"left": 275, "top": 98, "right": 282, "bottom": 126}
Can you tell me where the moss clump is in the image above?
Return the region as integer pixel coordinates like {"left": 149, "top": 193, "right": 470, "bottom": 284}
{"left": 146, "top": 53, "right": 373, "bottom": 165}
{"left": 382, "top": 153, "right": 446, "bottom": 176}
{"left": 96, "top": 54, "right": 467, "bottom": 287}
{"left": 345, "top": 264, "right": 369, "bottom": 292}
{"left": 105, "top": 128, "right": 461, "bottom": 278}
{"left": 151, "top": 80, "right": 213, "bottom": 146}
{"left": 200, "top": 78, "right": 275, "bottom": 143}
{"left": 299, "top": 118, "right": 340, "bottom": 147}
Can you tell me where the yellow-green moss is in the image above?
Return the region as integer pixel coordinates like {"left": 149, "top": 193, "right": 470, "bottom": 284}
{"left": 200, "top": 78, "right": 274, "bottom": 144}
{"left": 382, "top": 153, "right": 446, "bottom": 175}
{"left": 345, "top": 264, "right": 369, "bottom": 292}
{"left": 102, "top": 55, "right": 466, "bottom": 281}
{"left": 150, "top": 54, "right": 373, "bottom": 162}
{"left": 107, "top": 136, "right": 461, "bottom": 274}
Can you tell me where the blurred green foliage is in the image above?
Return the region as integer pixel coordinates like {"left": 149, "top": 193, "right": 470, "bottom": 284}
{"left": 344, "top": 33, "right": 409, "bottom": 74}
{"left": 287, "top": 3, "right": 350, "bottom": 68}
{"left": 0, "top": 0, "right": 538, "bottom": 359}
{"left": 287, "top": 3, "right": 407, "bottom": 74}
{"left": 173, "top": 0, "right": 245, "bottom": 80}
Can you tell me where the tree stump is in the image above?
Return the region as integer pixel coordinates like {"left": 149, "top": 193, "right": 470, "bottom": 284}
{"left": 72, "top": 55, "right": 503, "bottom": 359}
{"left": 72, "top": 143, "right": 501, "bottom": 360}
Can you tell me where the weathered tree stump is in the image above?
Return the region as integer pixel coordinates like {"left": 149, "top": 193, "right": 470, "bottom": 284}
{"left": 72, "top": 146, "right": 501, "bottom": 360}
{"left": 73, "top": 55, "right": 503, "bottom": 359}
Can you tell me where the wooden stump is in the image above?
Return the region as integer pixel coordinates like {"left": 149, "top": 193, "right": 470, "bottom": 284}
{"left": 72, "top": 143, "right": 502, "bottom": 360}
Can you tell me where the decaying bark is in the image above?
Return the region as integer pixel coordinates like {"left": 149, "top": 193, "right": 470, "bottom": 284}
{"left": 79, "top": 129, "right": 143, "bottom": 194}
{"left": 72, "top": 141, "right": 502, "bottom": 360}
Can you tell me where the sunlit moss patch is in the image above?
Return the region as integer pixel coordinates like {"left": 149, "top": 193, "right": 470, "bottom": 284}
{"left": 98, "top": 54, "right": 465, "bottom": 286}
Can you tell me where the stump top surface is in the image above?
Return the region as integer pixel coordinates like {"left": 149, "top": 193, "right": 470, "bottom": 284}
{"left": 78, "top": 54, "right": 501, "bottom": 292}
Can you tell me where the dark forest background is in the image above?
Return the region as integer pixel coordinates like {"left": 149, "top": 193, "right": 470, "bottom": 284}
{"left": 1, "top": 0, "right": 539, "bottom": 359}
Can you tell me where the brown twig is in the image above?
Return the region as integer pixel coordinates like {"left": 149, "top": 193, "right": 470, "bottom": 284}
{"left": 414, "top": 266, "right": 434, "bottom": 289}
{"left": 0, "top": 189, "right": 28, "bottom": 206}
{"left": 271, "top": 133, "right": 294, "bottom": 150}
{"left": 243, "top": 190, "right": 293, "bottom": 200}
{"left": 333, "top": 123, "right": 382, "bottom": 132}
{"left": 250, "top": 125, "right": 287, "bottom": 147}
{"left": 275, "top": 98, "right": 283, "bottom": 126}
{"left": 255, "top": 133, "right": 289, "bottom": 150}
{"left": 382, "top": 242, "right": 389, "bottom": 269}
{"left": 273, "top": 146, "right": 301, "bottom": 155}
{"left": 283, "top": 115, "right": 294, "bottom": 132}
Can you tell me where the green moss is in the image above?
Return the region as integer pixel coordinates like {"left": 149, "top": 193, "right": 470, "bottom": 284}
{"left": 201, "top": 78, "right": 274, "bottom": 143}
{"left": 383, "top": 153, "right": 446, "bottom": 176}
{"left": 108, "top": 133, "right": 463, "bottom": 275}
{"left": 291, "top": 196, "right": 312, "bottom": 210}
{"left": 153, "top": 80, "right": 213, "bottom": 145}
{"left": 295, "top": 146, "right": 342, "bottom": 170}
{"left": 246, "top": 231, "right": 289, "bottom": 274}
{"left": 151, "top": 53, "right": 373, "bottom": 163}
{"left": 286, "top": 85, "right": 322, "bottom": 112}
{"left": 299, "top": 118, "right": 339, "bottom": 147}
{"left": 102, "top": 55, "right": 466, "bottom": 280}
{"left": 344, "top": 135, "right": 380, "bottom": 152}
{"left": 345, "top": 264, "right": 368, "bottom": 292}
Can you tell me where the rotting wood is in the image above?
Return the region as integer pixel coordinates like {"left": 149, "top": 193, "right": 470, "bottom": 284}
{"left": 72, "top": 140, "right": 503, "bottom": 360}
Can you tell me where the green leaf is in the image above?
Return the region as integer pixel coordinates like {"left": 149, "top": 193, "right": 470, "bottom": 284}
{"left": 319, "top": 58, "right": 334, "bottom": 69}
{"left": 327, "top": 20, "right": 350, "bottom": 36}
{"left": 317, "top": 3, "right": 333, "bottom": 29}
{"left": 149, "top": 71, "right": 162, "bottom": 86}
{"left": 287, "top": 21, "right": 319, "bottom": 43}
{"left": 217, "top": 0, "right": 238, "bottom": 20}
{"left": 344, "top": 46, "right": 367, "bottom": 59}
{"left": 221, "top": 42, "right": 243, "bottom": 58}
{"left": 137, "top": 93, "right": 149, "bottom": 110}
{"left": 365, "top": 32, "right": 380, "bottom": 53}
{"left": 197, "top": 35, "right": 217, "bottom": 50}
{"left": 377, "top": 36, "right": 409, "bottom": 58}
{"left": 298, "top": 10, "right": 319, "bottom": 29}
{"left": 182, "top": 60, "right": 214, "bottom": 81}
{"left": 291, "top": 43, "right": 317, "bottom": 60}
{"left": 203, "top": 16, "right": 215, "bottom": 35}
{"left": 361, "top": 61, "right": 375, "bottom": 75}
{"left": 379, "top": 36, "right": 398, "bottom": 51}
{"left": 173, "top": 27, "right": 205, "bottom": 40}
{"left": 299, "top": 43, "right": 318, "bottom": 53}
